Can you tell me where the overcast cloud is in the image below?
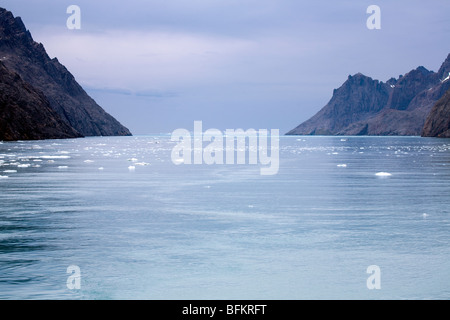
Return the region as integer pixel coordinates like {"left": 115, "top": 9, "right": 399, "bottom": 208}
{"left": 2, "top": 0, "right": 449, "bottom": 133}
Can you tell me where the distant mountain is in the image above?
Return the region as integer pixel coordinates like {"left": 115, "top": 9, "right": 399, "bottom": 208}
{"left": 0, "top": 7, "right": 131, "bottom": 141}
{"left": 287, "top": 54, "right": 450, "bottom": 136}
{"left": 422, "top": 87, "right": 450, "bottom": 138}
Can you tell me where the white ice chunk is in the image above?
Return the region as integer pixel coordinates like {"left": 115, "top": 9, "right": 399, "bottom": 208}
{"left": 40, "top": 155, "right": 71, "bottom": 159}
{"left": 135, "top": 162, "right": 150, "bottom": 166}
{"left": 375, "top": 172, "right": 392, "bottom": 177}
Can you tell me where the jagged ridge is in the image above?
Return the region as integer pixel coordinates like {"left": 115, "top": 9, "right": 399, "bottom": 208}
{"left": 0, "top": 7, "right": 131, "bottom": 140}
{"left": 287, "top": 54, "right": 450, "bottom": 136}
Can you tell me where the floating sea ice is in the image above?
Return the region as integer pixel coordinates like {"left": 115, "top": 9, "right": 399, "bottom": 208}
{"left": 337, "top": 164, "right": 347, "bottom": 167}
{"left": 422, "top": 213, "right": 429, "bottom": 219}
{"left": 98, "top": 167, "right": 104, "bottom": 170}
{"left": 58, "top": 166, "right": 69, "bottom": 169}
{"left": 128, "top": 158, "right": 138, "bottom": 162}
{"left": 135, "top": 162, "right": 149, "bottom": 166}
{"left": 375, "top": 172, "right": 392, "bottom": 177}
{"left": 84, "top": 160, "right": 94, "bottom": 163}
{"left": 48, "top": 160, "right": 55, "bottom": 163}
{"left": 0, "top": 175, "right": 8, "bottom": 179}
{"left": 17, "top": 164, "right": 31, "bottom": 168}
{"left": 128, "top": 166, "right": 136, "bottom": 171}
{"left": 40, "top": 155, "right": 71, "bottom": 159}
{"left": 3, "top": 170, "right": 17, "bottom": 173}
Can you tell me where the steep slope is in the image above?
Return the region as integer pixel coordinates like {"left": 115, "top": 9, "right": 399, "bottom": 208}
{"left": 287, "top": 73, "right": 390, "bottom": 135}
{"left": 0, "top": 61, "right": 82, "bottom": 141}
{"left": 287, "top": 54, "right": 450, "bottom": 136}
{"left": 0, "top": 7, "right": 131, "bottom": 137}
{"left": 422, "top": 87, "right": 450, "bottom": 138}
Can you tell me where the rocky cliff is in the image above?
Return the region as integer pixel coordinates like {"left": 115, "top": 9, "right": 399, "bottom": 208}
{"left": 0, "top": 7, "right": 131, "bottom": 140}
{"left": 422, "top": 87, "right": 450, "bottom": 138}
{"left": 287, "top": 54, "right": 450, "bottom": 136}
{"left": 0, "top": 61, "right": 82, "bottom": 141}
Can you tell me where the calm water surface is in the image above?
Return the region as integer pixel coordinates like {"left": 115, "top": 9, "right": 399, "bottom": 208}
{"left": 0, "top": 136, "right": 449, "bottom": 299}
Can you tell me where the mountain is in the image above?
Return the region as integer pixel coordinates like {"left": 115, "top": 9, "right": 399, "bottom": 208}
{"left": 0, "top": 61, "right": 82, "bottom": 141}
{"left": 422, "top": 87, "right": 450, "bottom": 138}
{"left": 287, "top": 54, "right": 450, "bottom": 136}
{"left": 0, "top": 7, "right": 131, "bottom": 140}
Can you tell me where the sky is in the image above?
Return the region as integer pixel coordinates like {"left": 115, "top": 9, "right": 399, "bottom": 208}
{"left": 2, "top": 0, "right": 449, "bottom": 134}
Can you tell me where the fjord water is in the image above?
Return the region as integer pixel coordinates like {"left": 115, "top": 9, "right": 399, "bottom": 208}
{"left": 0, "top": 136, "right": 449, "bottom": 300}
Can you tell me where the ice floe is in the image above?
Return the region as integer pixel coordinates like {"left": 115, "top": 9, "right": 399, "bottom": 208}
{"left": 173, "top": 158, "right": 184, "bottom": 164}
{"left": 134, "top": 162, "right": 149, "bottom": 166}
{"left": 375, "top": 172, "right": 392, "bottom": 177}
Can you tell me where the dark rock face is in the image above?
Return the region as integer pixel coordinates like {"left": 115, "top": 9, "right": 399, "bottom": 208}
{"left": 286, "top": 73, "right": 390, "bottom": 135}
{"left": 0, "top": 61, "right": 82, "bottom": 141}
{"left": 422, "top": 87, "right": 450, "bottom": 138}
{"left": 0, "top": 7, "right": 131, "bottom": 140}
{"left": 287, "top": 54, "right": 450, "bottom": 136}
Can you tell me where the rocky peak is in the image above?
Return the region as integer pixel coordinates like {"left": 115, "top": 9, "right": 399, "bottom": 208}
{"left": 386, "top": 65, "right": 437, "bottom": 111}
{"left": 287, "top": 53, "right": 450, "bottom": 136}
{"left": 437, "top": 53, "right": 450, "bottom": 81}
{"left": 0, "top": 8, "right": 33, "bottom": 45}
{"left": 0, "top": 7, "right": 131, "bottom": 139}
